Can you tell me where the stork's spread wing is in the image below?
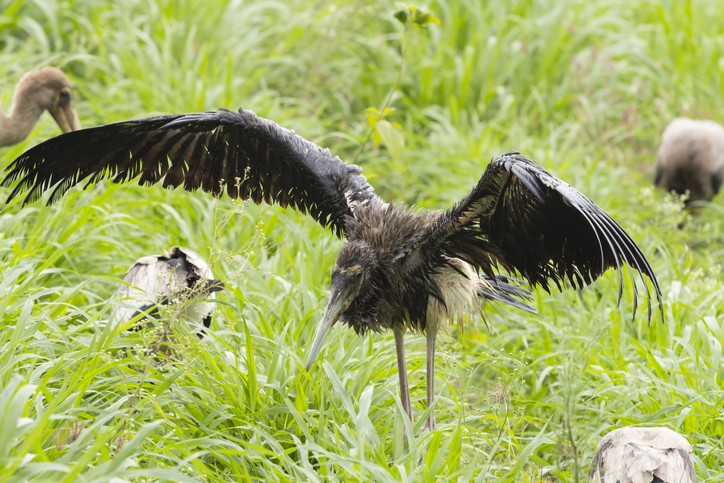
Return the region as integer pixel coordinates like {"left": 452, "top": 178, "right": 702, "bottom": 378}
{"left": 419, "top": 152, "right": 662, "bottom": 321}
{"left": 2, "top": 109, "right": 377, "bottom": 237}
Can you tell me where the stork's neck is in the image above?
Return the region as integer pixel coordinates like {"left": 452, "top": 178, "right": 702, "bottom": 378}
{"left": 0, "top": 93, "right": 45, "bottom": 147}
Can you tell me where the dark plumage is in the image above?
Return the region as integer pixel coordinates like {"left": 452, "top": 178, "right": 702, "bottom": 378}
{"left": 3, "top": 109, "right": 372, "bottom": 237}
{"left": 113, "top": 247, "right": 225, "bottom": 338}
{"left": 2, "top": 108, "right": 663, "bottom": 432}
{"left": 655, "top": 117, "right": 724, "bottom": 207}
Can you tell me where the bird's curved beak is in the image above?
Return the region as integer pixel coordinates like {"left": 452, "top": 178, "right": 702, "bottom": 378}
{"left": 305, "top": 284, "right": 356, "bottom": 371}
{"left": 49, "top": 102, "right": 81, "bottom": 134}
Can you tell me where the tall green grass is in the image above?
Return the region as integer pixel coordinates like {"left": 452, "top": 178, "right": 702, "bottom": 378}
{"left": 1, "top": 0, "right": 724, "bottom": 480}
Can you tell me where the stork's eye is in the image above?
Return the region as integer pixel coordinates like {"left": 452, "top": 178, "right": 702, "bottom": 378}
{"left": 57, "top": 90, "right": 71, "bottom": 106}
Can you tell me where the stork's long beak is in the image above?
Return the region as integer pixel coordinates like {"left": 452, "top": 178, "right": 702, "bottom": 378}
{"left": 49, "top": 103, "right": 81, "bottom": 134}
{"left": 305, "top": 285, "right": 355, "bottom": 371}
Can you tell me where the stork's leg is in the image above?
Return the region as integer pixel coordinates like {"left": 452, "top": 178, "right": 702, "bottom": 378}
{"left": 393, "top": 326, "right": 413, "bottom": 423}
{"left": 425, "top": 329, "right": 436, "bottom": 432}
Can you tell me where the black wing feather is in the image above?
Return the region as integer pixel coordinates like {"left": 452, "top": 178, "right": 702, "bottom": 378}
{"left": 3, "top": 108, "right": 377, "bottom": 237}
{"left": 479, "top": 274, "right": 538, "bottom": 316}
{"left": 418, "top": 151, "right": 663, "bottom": 321}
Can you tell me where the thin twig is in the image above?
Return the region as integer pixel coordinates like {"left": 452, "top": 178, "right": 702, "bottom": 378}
{"left": 566, "top": 416, "right": 580, "bottom": 483}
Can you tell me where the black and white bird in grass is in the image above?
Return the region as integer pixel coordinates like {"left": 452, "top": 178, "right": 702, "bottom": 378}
{"left": 113, "top": 246, "right": 225, "bottom": 338}
{"left": 589, "top": 427, "right": 697, "bottom": 483}
{"left": 2, "top": 108, "right": 663, "bottom": 432}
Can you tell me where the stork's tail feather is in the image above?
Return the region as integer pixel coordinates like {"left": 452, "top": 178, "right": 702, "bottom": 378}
{"left": 479, "top": 275, "right": 539, "bottom": 315}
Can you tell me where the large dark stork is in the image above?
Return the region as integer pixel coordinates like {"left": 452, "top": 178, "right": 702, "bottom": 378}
{"left": 2, "top": 108, "right": 663, "bottom": 432}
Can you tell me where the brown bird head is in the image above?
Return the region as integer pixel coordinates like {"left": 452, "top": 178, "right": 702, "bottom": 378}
{"left": 15, "top": 67, "right": 82, "bottom": 134}
{"left": 306, "top": 240, "right": 378, "bottom": 370}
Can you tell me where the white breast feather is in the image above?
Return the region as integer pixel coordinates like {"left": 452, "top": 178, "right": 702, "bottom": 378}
{"left": 425, "top": 259, "right": 487, "bottom": 336}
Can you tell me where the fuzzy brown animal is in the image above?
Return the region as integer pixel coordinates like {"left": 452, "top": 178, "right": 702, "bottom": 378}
{"left": 0, "top": 67, "right": 81, "bottom": 147}
{"left": 655, "top": 118, "right": 724, "bottom": 206}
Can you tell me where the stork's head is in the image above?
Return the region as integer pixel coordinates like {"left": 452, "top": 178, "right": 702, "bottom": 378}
{"left": 16, "top": 67, "right": 82, "bottom": 134}
{"left": 306, "top": 240, "right": 377, "bottom": 370}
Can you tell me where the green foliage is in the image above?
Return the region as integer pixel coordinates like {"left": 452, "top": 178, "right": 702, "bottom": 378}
{"left": 1, "top": 0, "right": 724, "bottom": 481}
{"left": 365, "top": 107, "right": 405, "bottom": 162}
{"left": 394, "top": 5, "right": 441, "bottom": 28}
